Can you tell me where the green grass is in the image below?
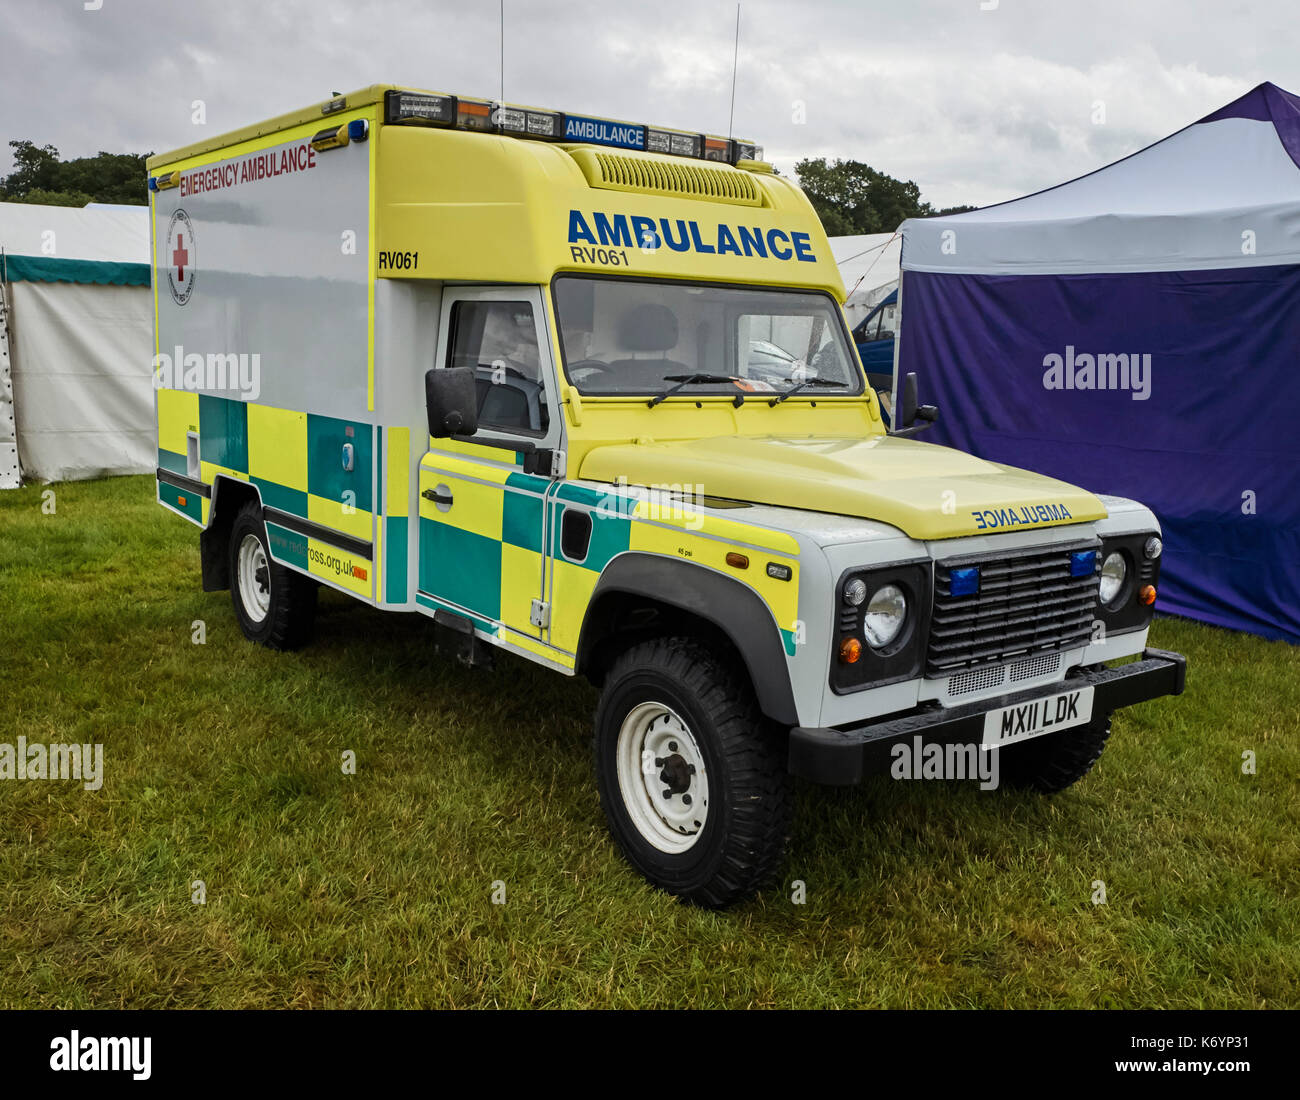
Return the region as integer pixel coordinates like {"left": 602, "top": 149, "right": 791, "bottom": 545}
{"left": 0, "top": 475, "right": 1297, "bottom": 1008}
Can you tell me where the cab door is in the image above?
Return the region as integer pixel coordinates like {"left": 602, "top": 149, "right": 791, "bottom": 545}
{"left": 417, "top": 287, "right": 565, "bottom": 654}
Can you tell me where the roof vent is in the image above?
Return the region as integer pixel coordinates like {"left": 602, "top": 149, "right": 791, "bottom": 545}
{"left": 568, "top": 147, "right": 764, "bottom": 207}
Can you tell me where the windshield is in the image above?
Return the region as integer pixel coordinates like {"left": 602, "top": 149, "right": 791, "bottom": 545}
{"left": 552, "top": 276, "right": 863, "bottom": 398}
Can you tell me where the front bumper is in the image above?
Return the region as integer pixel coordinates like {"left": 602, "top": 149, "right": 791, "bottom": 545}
{"left": 789, "top": 647, "right": 1186, "bottom": 785}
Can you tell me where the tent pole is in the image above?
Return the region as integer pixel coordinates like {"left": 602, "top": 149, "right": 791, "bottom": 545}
{"left": 0, "top": 249, "right": 21, "bottom": 489}
{"left": 889, "top": 265, "right": 903, "bottom": 429}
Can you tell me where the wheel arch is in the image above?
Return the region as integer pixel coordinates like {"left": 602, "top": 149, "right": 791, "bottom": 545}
{"left": 575, "top": 552, "right": 799, "bottom": 726}
{"left": 199, "top": 476, "right": 263, "bottom": 592}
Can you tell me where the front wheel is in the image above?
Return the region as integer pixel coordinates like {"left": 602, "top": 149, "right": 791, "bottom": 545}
{"left": 228, "top": 501, "right": 317, "bottom": 650}
{"left": 593, "top": 637, "right": 793, "bottom": 908}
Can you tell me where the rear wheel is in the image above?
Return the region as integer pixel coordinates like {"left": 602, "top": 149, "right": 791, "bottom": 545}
{"left": 593, "top": 637, "right": 793, "bottom": 907}
{"left": 997, "top": 715, "right": 1112, "bottom": 793}
{"left": 228, "top": 501, "right": 316, "bottom": 650}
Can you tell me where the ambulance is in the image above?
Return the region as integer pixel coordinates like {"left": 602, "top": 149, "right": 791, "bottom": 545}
{"left": 149, "top": 85, "right": 1186, "bottom": 907}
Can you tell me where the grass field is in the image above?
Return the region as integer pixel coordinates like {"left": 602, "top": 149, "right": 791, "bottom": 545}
{"left": 1, "top": 475, "right": 1297, "bottom": 1008}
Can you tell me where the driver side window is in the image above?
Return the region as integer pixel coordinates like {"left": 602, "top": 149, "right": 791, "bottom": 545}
{"left": 447, "top": 300, "right": 550, "bottom": 435}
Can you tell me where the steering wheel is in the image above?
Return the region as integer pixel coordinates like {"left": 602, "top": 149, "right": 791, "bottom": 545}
{"left": 565, "top": 359, "right": 614, "bottom": 384}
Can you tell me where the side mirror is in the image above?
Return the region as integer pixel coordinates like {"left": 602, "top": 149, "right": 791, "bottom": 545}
{"left": 898, "top": 371, "right": 939, "bottom": 434}
{"left": 425, "top": 367, "right": 478, "bottom": 438}
{"left": 901, "top": 371, "right": 919, "bottom": 427}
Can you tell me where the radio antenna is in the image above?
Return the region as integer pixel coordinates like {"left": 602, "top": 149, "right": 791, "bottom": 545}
{"left": 500, "top": 0, "right": 505, "bottom": 102}
{"left": 727, "top": 3, "right": 741, "bottom": 139}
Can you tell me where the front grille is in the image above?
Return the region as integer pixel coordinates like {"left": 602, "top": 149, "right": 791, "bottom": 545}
{"left": 1009, "top": 652, "right": 1061, "bottom": 682}
{"left": 927, "top": 542, "right": 1099, "bottom": 676}
{"left": 946, "top": 652, "right": 1064, "bottom": 698}
{"left": 949, "top": 664, "right": 1006, "bottom": 696}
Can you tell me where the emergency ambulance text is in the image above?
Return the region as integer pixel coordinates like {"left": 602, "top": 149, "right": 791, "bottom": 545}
{"left": 179, "top": 142, "right": 317, "bottom": 197}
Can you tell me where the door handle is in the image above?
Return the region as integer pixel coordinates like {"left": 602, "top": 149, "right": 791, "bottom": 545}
{"left": 423, "top": 487, "right": 453, "bottom": 509}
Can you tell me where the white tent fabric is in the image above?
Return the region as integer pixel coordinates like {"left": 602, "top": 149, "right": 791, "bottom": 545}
{"left": 0, "top": 202, "right": 148, "bottom": 268}
{"left": 902, "top": 106, "right": 1300, "bottom": 275}
{"left": 9, "top": 281, "right": 153, "bottom": 482}
{"left": 829, "top": 233, "right": 901, "bottom": 327}
{"left": 0, "top": 201, "right": 152, "bottom": 484}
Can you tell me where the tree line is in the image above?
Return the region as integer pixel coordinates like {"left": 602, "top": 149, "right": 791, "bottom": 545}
{"left": 1, "top": 140, "right": 150, "bottom": 207}
{"left": 794, "top": 157, "right": 975, "bottom": 233}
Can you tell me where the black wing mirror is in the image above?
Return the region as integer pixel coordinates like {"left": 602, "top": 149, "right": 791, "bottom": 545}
{"left": 425, "top": 367, "right": 478, "bottom": 438}
{"left": 896, "top": 371, "right": 939, "bottom": 435}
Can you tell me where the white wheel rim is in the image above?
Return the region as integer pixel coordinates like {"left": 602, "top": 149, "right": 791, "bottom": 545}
{"left": 615, "top": 701, "right": 709, "bottom": 854}
{"left": 237, "top": 533, "right": 271, "bottom": 624}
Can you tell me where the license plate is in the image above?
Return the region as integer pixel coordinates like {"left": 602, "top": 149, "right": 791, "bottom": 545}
{"left": 982, "top": 686, "right": 1094, "bottom": 749}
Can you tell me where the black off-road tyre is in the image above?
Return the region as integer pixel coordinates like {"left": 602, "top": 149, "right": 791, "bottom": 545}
{"left": 593, "top": 636, "right": 794, "bottom": 908}
{"left": 996, "top": 715, "right": 1112, "bottom": 793}
{"left": 228, "top": 501, "right": 317, "bottom": 650}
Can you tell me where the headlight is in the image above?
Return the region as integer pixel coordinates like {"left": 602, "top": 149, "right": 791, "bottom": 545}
{"left": 1144, "top": 535, "right": 1163, "bottom": 560}
{"left": 863, "top": 584, "right": 907, "bottom": 648}
{"left": 1099, "top": 551, "right": 1127, "bottom": 606}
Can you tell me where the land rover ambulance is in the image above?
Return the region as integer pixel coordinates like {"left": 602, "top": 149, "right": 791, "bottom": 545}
{"left": 149, "top": 85, "right": 1185, "bottom": 907}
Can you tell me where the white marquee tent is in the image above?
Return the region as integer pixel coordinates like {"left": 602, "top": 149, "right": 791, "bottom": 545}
{"left": 0, "top": 201, "right": 152, "bottom": 486}
{"left": 829, "top": 232, "right": 901, "bottom": 328}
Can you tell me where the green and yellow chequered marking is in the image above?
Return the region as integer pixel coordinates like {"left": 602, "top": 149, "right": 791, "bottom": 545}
{"left": 247, "top": 403, "right": 307, "bottom": 505}
{"left": 629, "top": 500, "right": 801, "bottom": 655}
{"left": 417, "top": 454, "right": 532, "bottom": 628}
{"left": 544, "top": 483, "right": 802, "bottom": 658}
{"left": 157, "top": 387, "right": 198, "bottom": 470}
{"left": 157, "top": 478, "right": 203, "bottom": 523}
{"left": 155, "top": 392, "right": 376, "bottom": 599}
{"left": 416, "top": 455, "right": 579, "bottom": 655}
{"left": 546, "top": 482, "right": 631, "bottom": 655}
{"left": 156, "top": 387, "right": 206, "bottom": 522}
{"left": 383, "top": 426, "right": 410, "bottom": 604}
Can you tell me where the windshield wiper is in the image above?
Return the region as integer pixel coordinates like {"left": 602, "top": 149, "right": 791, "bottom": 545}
{"left": 647, "top": 374, "right": 739, "bottom": 408}
{"left": 768, "top": 377, "right": 848, "bottom": 406}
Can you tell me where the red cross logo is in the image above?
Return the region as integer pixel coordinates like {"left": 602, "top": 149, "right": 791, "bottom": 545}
{"left": 166, "top": 209, "right": 196, "bottom": 305}
{"left": 173, "top": 234, "right": 189, "bottom": 282}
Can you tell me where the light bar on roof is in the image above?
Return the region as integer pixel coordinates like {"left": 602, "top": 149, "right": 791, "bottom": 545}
{"left": 385, "top": 90, "right": 457, "bottom": 126}
{"left": 702, "top": 136, "right": 733, "bottom": 162}
{"left": 493, "top": 104, "right": 564, "bottom": 140}
{"left": 456, "top": 97, "right": 494, "bottom": 131}
{"left": 382, "top": 87, "right": 763, "bottom": 164}
{"left": 646, "top": 127, "right": 702, "bottom": 158}
{"left": 561, "top": 111, "right": 646, "bottom": 151}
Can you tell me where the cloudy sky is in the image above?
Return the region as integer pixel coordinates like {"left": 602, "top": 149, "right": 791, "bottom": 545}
{"left": 0, "top": 0, "right": 1290, "bottom": 209}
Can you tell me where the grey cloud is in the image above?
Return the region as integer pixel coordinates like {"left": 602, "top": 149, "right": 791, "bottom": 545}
{"left": 0, "top": 0, "right": 1295, "bottom": 212}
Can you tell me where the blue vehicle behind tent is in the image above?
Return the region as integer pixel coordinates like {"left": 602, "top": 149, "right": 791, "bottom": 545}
{"left": 852, "top": 287, "right": 897, "bottom": 375}
{"left": 853, "top": 288, "right": 897, "bottom": 426}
